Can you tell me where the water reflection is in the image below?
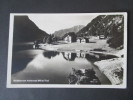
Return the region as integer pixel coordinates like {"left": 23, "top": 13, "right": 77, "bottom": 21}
{"left": 67, "top": 68, "right": 101, "bottom": 84}
{"left": 62, "top": 52, "right": 76, "bottom": 61}
{"left": 85, "top": 53, "right": 118, "bottom": 62}
{"left": 61, "top": 52, "right": 117, "bottom": 62}
{"left": 11, "top": 50, "right": 115, "bottom": 84}
{"left": 43, "top": 51, "right": 59, "bottom": 59}
{"left": 77, "top": 52, "right": 86, "bottom": 58}
{"left": 12, "top": 58, "right": 32, "bottom": 74}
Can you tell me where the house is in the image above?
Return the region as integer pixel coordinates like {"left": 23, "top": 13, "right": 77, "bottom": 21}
{"left": 76, "top": 37, "right": 89, "bottom": 43}
{"left": 77, "top": 38, "right": 81, "bottom": 43}
{"left": 63, "top": 32, "right": 76, "bottom": 43}
{"left": 81, "top": 38, "right": 86, "bottom": 43}
{"left": 64, "top": 35, "right": 72, "bottom": 43}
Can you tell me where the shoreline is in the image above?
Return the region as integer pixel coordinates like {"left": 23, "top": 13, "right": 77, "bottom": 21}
{"left": 39, "top": 40, "right": 124, "bottom": 85}
{"left": 15, "top": 39, "right": 124, "bottom": 85}
{"left": 94, "top": 58, "right": 124, "bottom": 85}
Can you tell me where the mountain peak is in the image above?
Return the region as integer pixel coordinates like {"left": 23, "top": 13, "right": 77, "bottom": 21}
{"left": 53, "top": 25, "right": 84, "bottom": 38}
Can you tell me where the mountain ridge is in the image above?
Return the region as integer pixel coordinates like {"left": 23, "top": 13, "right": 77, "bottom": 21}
{"left": 13, "top": 16, "right": 49, "bottom": 43}
{"left": 76, "top": 15, "right": 124, "bottom": 48}
{"left": 53, "top": 25, "right": 84, "bottom": 38}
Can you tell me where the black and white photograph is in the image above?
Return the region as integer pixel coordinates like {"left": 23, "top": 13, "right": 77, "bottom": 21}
{"left": 7, "top": 13, "right": 127, "bottom": 88}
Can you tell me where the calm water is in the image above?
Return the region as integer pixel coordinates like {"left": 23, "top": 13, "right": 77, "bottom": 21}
{"left": 11, "top": 49, "right": 117, "bottom": 84}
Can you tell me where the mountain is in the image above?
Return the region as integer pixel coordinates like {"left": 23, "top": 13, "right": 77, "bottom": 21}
{"left": 76, "top": 15, "right": 124, "bottom": 48}
{"left": 53, "top": 25, "right": 84, "bottom": 38}
{"left": 13, "top": 16, "right": 49, "bottom": 43}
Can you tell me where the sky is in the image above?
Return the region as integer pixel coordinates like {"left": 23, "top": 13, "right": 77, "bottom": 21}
{"left": 28, "top": 14, "right": 97, "bottom": 34}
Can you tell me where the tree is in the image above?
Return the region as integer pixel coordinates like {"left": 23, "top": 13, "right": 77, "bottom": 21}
{"left": 46, "top": 35, "right": 52, "bottom": 44}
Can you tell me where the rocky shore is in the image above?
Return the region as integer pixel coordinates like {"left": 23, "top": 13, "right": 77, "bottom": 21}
{"left": 94, "top": 58, "right": 124, "bottom": 85}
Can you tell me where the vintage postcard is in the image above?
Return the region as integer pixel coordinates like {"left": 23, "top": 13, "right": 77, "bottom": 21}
{"left": 7, "top": 13, "right": 127, "bottom": 88}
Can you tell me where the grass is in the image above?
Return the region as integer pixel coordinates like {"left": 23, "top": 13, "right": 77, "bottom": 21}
{"left": 41, "top": 39, "right": 119, "bottom": 54}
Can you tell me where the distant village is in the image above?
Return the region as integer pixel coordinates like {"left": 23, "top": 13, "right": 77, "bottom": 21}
{"left": 46, "top": 32, "right": 105, "bottom": 43}
{"left": 33, "top": 31, "right": 106, "bottom": 49}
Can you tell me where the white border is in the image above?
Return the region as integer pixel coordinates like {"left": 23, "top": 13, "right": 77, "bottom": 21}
{"left": 7, "top": 12, "right": 127, "bottom": 88}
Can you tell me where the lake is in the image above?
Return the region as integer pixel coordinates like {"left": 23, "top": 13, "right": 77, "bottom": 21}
{"left": 11, "top": 49, "right": 117, "bottom": 85}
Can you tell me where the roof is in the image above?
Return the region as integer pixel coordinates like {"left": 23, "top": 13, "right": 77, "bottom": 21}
{"left": 77, "top": 36, "right": 89, "bottom": 39}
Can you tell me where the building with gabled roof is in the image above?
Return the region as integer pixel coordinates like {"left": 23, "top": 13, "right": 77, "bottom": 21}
{"left": 62, "top": 32, "right": 76, "bottom": 43}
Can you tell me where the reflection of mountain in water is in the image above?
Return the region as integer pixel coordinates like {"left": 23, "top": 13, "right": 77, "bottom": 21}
{"left": 12, "top": 51, "right": 117, "bottom": 75}
{"left": 12, "top": 58, "right": 33, "bottom": 74}
{"left": 12, "top": 50, "right": 112, "bottom": 84}
{"left": 43, "top": 51, "right": 59, "bottom": 59}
